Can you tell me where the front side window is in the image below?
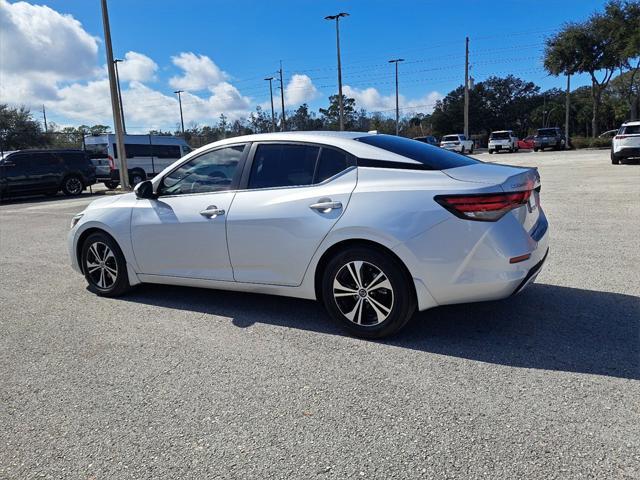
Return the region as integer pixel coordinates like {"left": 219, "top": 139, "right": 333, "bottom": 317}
{"left": 160, "top": 145, "right": 245, "bottom": 195}
{"left": 154, "top": 145, "right": 182, "bottom": 159}
{"left": 248, "top": 144, "right": 319, "bottom": 189}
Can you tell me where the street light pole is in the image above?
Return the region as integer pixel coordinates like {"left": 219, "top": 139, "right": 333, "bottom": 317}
{"left": 114, "top": 58, "right": 126, "bottom": 133}
{"left": 174, "top": 90, "right": 185, "bottom": 135}
{"left": 325, "top": 12, "right": 349, "bottom": 131}
{"left": 264, "top": 77, "right": 276, "bottom": 132}
{"left": 278, "top": 62, "right": 286, "bottom": 131}
{"left": 100, "top": 0, "right": 129, "bottom": 190}
{"left": 389, "top": 58, "right": 404, "bottom": 136}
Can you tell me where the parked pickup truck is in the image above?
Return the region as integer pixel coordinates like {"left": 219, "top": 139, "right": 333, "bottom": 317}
{"left": 440, "top": 134, "right": 474, "bottom": 154}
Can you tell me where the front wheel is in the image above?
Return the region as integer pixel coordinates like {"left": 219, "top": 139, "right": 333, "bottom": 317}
{"left": 81, "top": 232, "right": 131, "bottom": 297}
{"left": 611, "top": 150, "right": 620, "bottom": 165}
{"left": 321, "top": 247, "right": 416, "bottom": 339}
{"left": 129, "top": 170, "right": 145, "bottom": 186}
{"left": 104, "top": 180, "right": 119, "bottom": 189}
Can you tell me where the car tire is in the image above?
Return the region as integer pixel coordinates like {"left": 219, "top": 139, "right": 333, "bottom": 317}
{"left": 62, "top": 175, "right": 84, "bottom": 196}
{"left": 129, "top": 170, "right": 145, "bottom": 186}
{"left": 534, "top": 147, "right": 539, "bottom": 152}
{"left": 460, "top": 146, "right": 465, "bottom": 154}
{"left": 81, "top": 232, "right": 131, "bottom": 297}
{"left": 488, "top": 150, "right": 493, "bottom": 154}
{"left": 104, "top": 181, "right": 119, "bottom": 189}
{"left": 611, "top": 150, "right": 620, "bottom": 165}
{"left": 321, "top": 247, "right": 417, "bottom": 339}
{"left": 469, "top": 146, "right": 474, "bottom": 154}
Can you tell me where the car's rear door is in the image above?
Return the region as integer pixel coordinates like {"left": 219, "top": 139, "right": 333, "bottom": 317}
{"left": 226, "top": 142, "right": 357, "bottom": 286}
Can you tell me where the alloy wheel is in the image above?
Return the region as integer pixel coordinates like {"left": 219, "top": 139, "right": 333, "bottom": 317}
{"left": 66, "top": 177, "right": 83, "bottom": 195}
{"left": 85, "top": 241, "right": 118, "bottom": 289}
{"left": 333, "top": 260, "right": 394, "bottom": 326}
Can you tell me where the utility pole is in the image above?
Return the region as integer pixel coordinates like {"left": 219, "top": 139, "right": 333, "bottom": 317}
{"left": 174, "top": 90, "right": 185, "bottom": 135}
{"left": 464, "top": 36, "right": 470, "bottom": 138}
{"left": 113, "top": 58, "right": 126, "bottom": 133}
{"left": 389, "top": 59, "right": 404, "bottom": 136}
{"left": 278, "top": 62, "right": 286, "bottom": 131}
{"left": 100, "top": 0, "right": 129, "bottom": 190}
{"left": 264, "top": 76, "right": 276, "bottom": 132}
{"left": 42, "top": 105, "right": 48, "bottom": 133}
{"left": 565, "top": 74, "right": 571, "bottom": 149}
{"left": 325, "top": 12, "right": 349, "bottom": 131}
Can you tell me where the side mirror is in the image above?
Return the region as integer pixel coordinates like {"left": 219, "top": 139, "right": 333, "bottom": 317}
{"left": 134, "top": 180, "right": 156, "bottom": 199}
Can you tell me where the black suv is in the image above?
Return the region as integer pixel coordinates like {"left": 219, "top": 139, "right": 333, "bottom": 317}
{"left": 533, "top": 127, "right": 567, "bottom": 151}
{"left": 0, "top": 150, "right": 96, "bottom": 199}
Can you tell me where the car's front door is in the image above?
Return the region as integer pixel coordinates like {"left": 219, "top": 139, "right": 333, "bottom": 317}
{"left": 29, "top": 152, "right": 61, "bottom": 191}
{"left": 130, "top": 144, "right": 247, "bottom": 280}
{"left": 226, "top": 143, "right": 357, "bottom": 286}
{"left": 1, "top": 153, "right": 33, "bottom": 195}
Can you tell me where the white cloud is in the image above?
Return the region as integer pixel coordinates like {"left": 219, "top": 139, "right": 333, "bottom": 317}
{"left": 116, "top": 51, "right": 158, "bottom": 83}
{"left": 169, "top": 52, "right": 228, "bottom": 92}
{"left": 285, "top": 74, "right": 319, "bottom": 106}
{"left": 343, "top": 85, "right": 443, "bottom": 114}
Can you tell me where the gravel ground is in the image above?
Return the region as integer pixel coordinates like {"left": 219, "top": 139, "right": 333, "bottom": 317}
{"left": 1, "top": 149, "right": 639, "bottom": 479}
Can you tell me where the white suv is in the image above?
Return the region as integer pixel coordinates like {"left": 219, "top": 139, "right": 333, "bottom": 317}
{"left": 440, "top": 134, "right": 474, "bottom": 154}
{"left": 611, "top": 121, "right": 640, "bottom": 164}
{"left": 488, "top": 130, "right": 519, "bottom": 154}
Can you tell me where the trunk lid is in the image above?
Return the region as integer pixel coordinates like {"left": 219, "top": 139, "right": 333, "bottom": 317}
{"left": 443, "top": 163, "right": 541, "bottom": 231}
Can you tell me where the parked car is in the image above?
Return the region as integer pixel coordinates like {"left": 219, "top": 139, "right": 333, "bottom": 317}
{"left": 440, "top": 134, "right": 474, "bottom": 153}
{"left": 0, "top": 149, "right": 96, "bottom": 199}
{"left": 518, "top": 136, "right": 535, "bottom": 150}
{"left": 84, "top": 134, "right": 192, "bottom": 188}
{"left": 68, "top": 132, "right": 549, "bottom": 339}
{"left": 611, "top": 121, "right": 640, "bottom": 164}
{"left": 599, "top": 129, "right": 618, "bottom": 139}
{"left": 413, "top": 135, "right": 439, "bottom": 146}
{"left": 533, "top": 127, "right": 566, "bottom": 151}
{"left": 488, "top": 130, "right": 519, "bottom": 154}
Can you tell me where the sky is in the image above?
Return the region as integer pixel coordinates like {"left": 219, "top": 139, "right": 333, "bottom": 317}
{"left": 0, "top": 0, "right": 609, "bottom": 133}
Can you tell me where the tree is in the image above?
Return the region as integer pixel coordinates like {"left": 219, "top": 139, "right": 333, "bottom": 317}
{"left": 0, "top": 104, "right": 47, "bottom": 150}
{"left": 248, "top": 106, "right": 273, "bottom": 133}
{"left": 544, "top": 10, "right": 625, "bottom": 136}
{"left": 289, "top": 104, "right": 323, "bottom": 131}
{"left": 319, "top": 94, "right": 357, "bottom": 130}
{"left": 605, "top": 0, "right": 640, "bottom": 119}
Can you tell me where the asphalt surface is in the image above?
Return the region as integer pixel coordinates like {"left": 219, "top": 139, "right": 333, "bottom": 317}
{"left": 1, "top": 149, "right": 639, "bottom": 479}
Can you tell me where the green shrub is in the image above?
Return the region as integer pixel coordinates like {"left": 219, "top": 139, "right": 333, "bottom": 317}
{"left": 570, "top": 136, "right": 612, "bottom": 149}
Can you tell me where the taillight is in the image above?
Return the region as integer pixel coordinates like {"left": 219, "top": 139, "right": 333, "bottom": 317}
{"left": 107, "top": 155, "right": 115, "bottom": 170}
{"left": 435, "top": 190, "right": 532, "bottom": 222}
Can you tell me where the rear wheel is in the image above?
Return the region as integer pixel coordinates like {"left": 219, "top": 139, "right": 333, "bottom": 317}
{"left": 129, "top": 170, "right": 145, "bottom": 186}
{"left": 460, "top": 146, "right": 465, "bottom": 154}
{"left": 104, "top": 180, "right": 119, "bottom": 189}
{"left": 488, "top": 150, "right": 494, "bottom": 154}
{"left": 81, "top": 232, "right": 131, "bottom": 297}
{"left": 534, "top": 147, "right": 539, "bottom": 152}
{"left": 321, "top": 247, "right": 416, "bottom": 339}
{"left": 62, "top": 175, "right": 83, "bottom": 196}
{"left": 611, "top": 150, "right": 620, "bottom": 164}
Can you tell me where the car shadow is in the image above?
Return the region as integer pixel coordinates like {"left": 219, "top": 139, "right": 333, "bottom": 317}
{"left": 119, "top": 282, "right": 639, "bottom": 380}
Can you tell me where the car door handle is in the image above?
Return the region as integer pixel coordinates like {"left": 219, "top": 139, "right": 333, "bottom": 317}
{"left": 309, "top": 200, "right": 342, "bottom": 212}
{"left": 200, "top": 206, "right": 225, "bottom": 218}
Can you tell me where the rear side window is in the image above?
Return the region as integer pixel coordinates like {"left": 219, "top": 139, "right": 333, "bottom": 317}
{"left": 85, "top": 143, "right": 108, "bottom": 159}
{"left": 112, "top": 144, "right": 153, "bottom": 158}
{"left": 622, "top": 125, "right": 640, "bottom": 135}
{"left": 30, "top": 153, "right": 59, "bottom": 166}
{"left": 355, "top": 134, "right": 478, "bottom": 170}
{"left": 248, "top": 144, "right": 320, "bottom": 189}
{"left": 153, "top": 144, "right": 182, "bottom": 159}
{"left": 316, "top": 148, "right": 350, "bottom": 183}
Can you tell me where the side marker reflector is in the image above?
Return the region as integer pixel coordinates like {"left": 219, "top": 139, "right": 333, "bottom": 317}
{"left": 510, "top": 253, "right": 531, "bottom": 264}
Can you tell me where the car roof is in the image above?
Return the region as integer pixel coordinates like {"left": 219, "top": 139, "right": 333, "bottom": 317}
{"left": 491, "top": 130, "right": 512, "bottom": 133}
{"left": 622, "top": 121, "right": 640, "bottom": 126}
{"left": 9, "top": 149, "right": 86, "bottom": 154}
{"left": 183, "top": 131, "right": 425, "bottom": 165}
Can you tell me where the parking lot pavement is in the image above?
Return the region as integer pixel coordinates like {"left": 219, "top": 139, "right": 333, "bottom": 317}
{"left": 1, "top": 149, "right": 639, "bottom": 479}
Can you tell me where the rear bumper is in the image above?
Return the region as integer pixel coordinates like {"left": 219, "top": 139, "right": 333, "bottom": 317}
{"left": 394, "top": 208, "right": 550, "bottom": 311}
{"left": 613, "top": 147, "right": 640, "bottom": 159}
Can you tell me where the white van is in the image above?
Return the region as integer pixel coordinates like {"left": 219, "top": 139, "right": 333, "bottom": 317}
{"left": 84, "top": 134, "right": 192, "bottom": 188}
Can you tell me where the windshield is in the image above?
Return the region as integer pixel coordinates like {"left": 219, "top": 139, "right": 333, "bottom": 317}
{"left": 490, "top": 132, "right": 510, "bottom": 140}
{"left": 442, "top": 135, "right": 459, "bottom": 142}
{"left": 84, "top": 143, "right": 108, "bottom": 159}
{"left": 355, "top": 134, "right": 478, "bottom": 170}
{"left": 537, "top": 129, "right": 558, "bottom": 137}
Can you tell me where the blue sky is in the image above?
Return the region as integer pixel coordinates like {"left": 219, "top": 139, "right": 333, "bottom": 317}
{"left": 1, "top": 0, "right": 608, "bottom": 132}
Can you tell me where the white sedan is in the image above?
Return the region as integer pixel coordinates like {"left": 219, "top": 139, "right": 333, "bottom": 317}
{"left": 68, "top": 132, "right": 549, "bottom": 338}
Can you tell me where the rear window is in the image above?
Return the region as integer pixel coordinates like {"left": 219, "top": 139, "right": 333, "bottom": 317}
{"left": 490, "top": 132, "right": 510, "bottom": 140}
{"left": 537, "top": 128, "right": 559, "bottom": 136}
{"left": 622, "top": 125, "right": 640, "bottom": 135}
{"left": 355, "top": 134, "right": 478, "bottom": 170}
{"left": 442, "top": 135, "right": 459, "bottom": 142}
{"left": 85, "top": 143, "right": 108, "bottom": 159}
